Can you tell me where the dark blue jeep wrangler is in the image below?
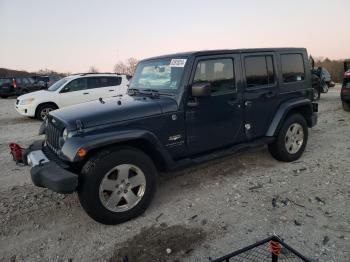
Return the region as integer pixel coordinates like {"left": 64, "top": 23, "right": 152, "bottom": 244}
{"left": 24, "top": 48, "right": 318, "bottom": 224}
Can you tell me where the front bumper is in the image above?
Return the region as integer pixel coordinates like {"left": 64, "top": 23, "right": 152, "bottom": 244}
{"left": 311, "top": 102, "right": 318, "bottom": 127}
{"left": 311, "top": 113, "right": 318, "bottom": 127}
{"left": 30, "top": 161, "right": 78, "bottom": 194}
{"left": 26, "top": 141, "right": 78, "bottom": 194}
{"left": 15, "top": 103, "right": 36, "bottom": 117}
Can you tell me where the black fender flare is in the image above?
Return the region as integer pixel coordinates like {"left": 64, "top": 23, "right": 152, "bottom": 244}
{"left": 61, "top": 129, "right": 174, "bottom": 168}
{"left": 266, "top": 98, "right": 315, "bottom": 137}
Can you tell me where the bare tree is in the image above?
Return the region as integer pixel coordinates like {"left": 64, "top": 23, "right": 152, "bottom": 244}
{"left": 88, "top": 66, "right": 99, "bottom": 73}
{"left": 125, "top": 58, "right": 138, "bottom": 75}
{"left": 113, "top": 58, "right": 138, "bottom": 76}
{"left": 113, "top": 61, "right": 127, "bottom": 75}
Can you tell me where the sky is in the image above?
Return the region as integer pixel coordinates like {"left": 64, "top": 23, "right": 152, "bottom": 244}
{"left": 0, "top": 0, "right": 349, "bottom": 73}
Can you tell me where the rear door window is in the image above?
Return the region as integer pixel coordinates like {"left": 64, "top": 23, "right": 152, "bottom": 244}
{"left": 281, "top": 54, "right": 305, "bottom": 83}
{"left": 244, "top": 56, "right": 275, "bottom": 88}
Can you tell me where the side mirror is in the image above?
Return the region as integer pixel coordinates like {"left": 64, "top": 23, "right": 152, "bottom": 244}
{"left": 61, "top": 86, "right": 70, "bottom": 93}
{"left": 191, "top": 82, "right": 211, "bottom": 97}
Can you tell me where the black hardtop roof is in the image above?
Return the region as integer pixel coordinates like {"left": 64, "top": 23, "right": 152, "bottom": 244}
{"left": 142, "top": 48, "right": 307, "bottom": 61}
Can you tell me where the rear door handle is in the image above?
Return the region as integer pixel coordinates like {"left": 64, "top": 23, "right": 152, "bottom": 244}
{"left": 109, "top": 90, "right": 114, "bottom": 92}
{"left": 83, "top": 92, "right": 89, "bottom": 95}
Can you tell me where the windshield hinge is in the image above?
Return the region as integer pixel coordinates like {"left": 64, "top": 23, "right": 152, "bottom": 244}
{"left": 76, "top": 120, "right": 84, "bottom": 133}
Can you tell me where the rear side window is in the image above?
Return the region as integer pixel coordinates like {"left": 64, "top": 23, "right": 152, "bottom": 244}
{"left": 28, "top": 78, "right": 35, "bottom": 84}
{"left": 88, "top": 77, "right": 121, "bottom": 89}
{"left": 193, "top": 58, "right": 235, "bottom": 93}
{"left": 281, "top": 54, "right": 305, "bottom": 83}
{"left": 0, "top": 78, "right": 11, "bottom": 86}
{"left": 16, "top": 78, "right": 22, "bottom": 84}
{"left": 99, "top": 77, "right": 121, "bottom": 87}
{"left": 22, "top": 78, "right": 29, "bottom": 84}
{"left": 245, "top": 56, "right": 275, "bottom": 88}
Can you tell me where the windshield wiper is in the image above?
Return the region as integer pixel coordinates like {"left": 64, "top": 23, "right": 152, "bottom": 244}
{"left": 128, "top": 88, "right": 174, "bottom": 98}
{"left": 127, "top": 88, "right": 141, "bottom": 96}
{"left": 141, "top": 89, "right": 175, "bottom": 97}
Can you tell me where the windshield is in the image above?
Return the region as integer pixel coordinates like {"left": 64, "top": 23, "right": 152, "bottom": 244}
{"left": 130, "top": 58, "right": 187, "bottom": 92}
{"left": 48, "top": 78, "right": 67, "bottom": 91}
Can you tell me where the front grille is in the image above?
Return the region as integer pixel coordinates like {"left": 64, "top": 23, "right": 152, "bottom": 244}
{"left": 46, "top": 118, "right": 63, "bottom": 154}
{"left": 42, "top": 146, "right": 69, "bottom": 169}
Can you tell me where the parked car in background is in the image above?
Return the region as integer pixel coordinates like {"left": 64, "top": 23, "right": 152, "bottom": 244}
{"left": 0, "top": 76, "right": 43, "bottom": 98}
{"left": 344, "top": 59, "right": 350, "bottom": 72}
{"left": 341, "top": 70, "right": 350, "bottom": 111}
{"left": 32, "top": 75, "right": 61, "bottom": 89}
{"left": 15, "top": 73, "right": 129, "bottom": 120}
{"left": 310, "top": 66, "right": 335, "bottom": 100}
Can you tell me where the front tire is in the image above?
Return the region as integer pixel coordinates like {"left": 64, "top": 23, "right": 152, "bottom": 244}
{"left": 35, "top": 103, "right": 58, "bottom": 121}
{"left": 78, "top": 147, "right": 158, "bottom": 225}
{"left": 268, "top": 114, "right": 308, "bottom": 162}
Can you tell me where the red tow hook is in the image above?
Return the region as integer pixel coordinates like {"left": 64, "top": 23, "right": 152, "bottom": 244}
{"left": 9, "top": 143, "right": 24, "bottom": 163}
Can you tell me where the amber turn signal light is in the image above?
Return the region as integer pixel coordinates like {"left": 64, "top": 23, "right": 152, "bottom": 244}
{"left": 77, "top": 147, "right": 87, "bottom": 157}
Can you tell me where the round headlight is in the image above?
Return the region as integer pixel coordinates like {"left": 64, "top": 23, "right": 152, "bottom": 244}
{"left": 62, "top": 128, "right": 68, "bottom": 141}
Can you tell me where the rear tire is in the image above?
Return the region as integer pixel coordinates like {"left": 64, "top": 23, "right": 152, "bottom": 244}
{"left": 268, "top": 114, "right": 308, "bottom": 162}
{"left": 78, "top": 147, "right": 158, "bottom": 225}
{"left": 342, "top": 101, "right": 350, "bottom": 112}
{"left": 35, "top": 103, "right": 58, "bottom": 121}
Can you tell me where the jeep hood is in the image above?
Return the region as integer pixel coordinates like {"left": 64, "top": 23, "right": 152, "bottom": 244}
{"left": 50, "top": 95, "right": 178, "bottom": 130}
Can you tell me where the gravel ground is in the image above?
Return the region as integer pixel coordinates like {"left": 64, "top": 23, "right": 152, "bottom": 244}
{"left": 0, "top": 86, "right": 349, "bottom": 262}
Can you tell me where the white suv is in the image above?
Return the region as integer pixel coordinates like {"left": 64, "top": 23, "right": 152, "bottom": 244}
{"left": 15, "top": 73, "right": 129, "bottom": 120}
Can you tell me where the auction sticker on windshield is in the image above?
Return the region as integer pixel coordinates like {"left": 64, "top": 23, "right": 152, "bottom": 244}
{"left": 170, "top": 59, "right": 187, "bottom": 67}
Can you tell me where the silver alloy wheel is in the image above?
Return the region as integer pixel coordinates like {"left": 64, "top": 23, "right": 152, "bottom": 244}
{"left": 40, "top": 107, "right": 53, "bottom": 120}
{"left": 285, "top": 123, "right": 304, "bottom": 154}
{"left": 99, "top": 164, "right": 146, "bottom": 212}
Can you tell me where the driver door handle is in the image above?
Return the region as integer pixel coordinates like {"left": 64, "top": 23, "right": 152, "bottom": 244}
{"left": 83, "top": 92, "right": 89, "bottom": 95}
{"left": 245, "top": 101, "right": 252, "bottom": 107}
{"left": 227, "top": 99, "right": 237, "bottom": 106}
